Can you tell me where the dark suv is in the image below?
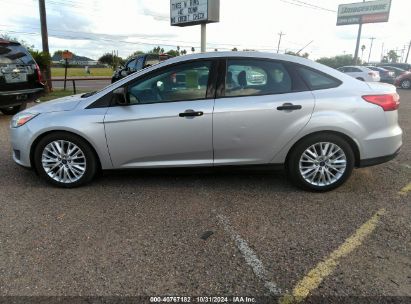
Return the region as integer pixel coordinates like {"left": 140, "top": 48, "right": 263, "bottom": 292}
{"left": 0, "top": 39, "right": 44, "bottom": 115}
{"left": 111, "top": 53, "right": 170, "bottom": 83}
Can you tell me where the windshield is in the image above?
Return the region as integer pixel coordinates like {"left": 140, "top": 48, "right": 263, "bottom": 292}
{"left": 0, "top": 44, "right": 35, "bottom": 66}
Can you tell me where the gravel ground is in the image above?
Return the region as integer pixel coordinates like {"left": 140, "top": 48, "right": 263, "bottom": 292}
{"left": 0, "top": 89, "right": 410, "bottom": 303}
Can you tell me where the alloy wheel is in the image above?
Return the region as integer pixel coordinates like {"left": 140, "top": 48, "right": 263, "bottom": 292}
{"left": 41, "top": 140, "right": 87, "bottom": 183}
{"left": 299, "top": 142, "right": 347, "bottom": 187}
{"left": 401, "top": 80, "right": 411, "bottom": 89}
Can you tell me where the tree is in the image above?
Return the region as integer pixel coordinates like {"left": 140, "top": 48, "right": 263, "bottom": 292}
{"left": 166, "top": 49, "right": 180, "bottom": 57}
{"left": 316, "top": 54, "right": 353, "bottom": 69}
{"left": 231, "top": 47, "right": 238, "bottom": 51}
{"left": 285, "top": 51, "right": 309, "bottom": 58}
{"left": 30, "top": 50, "right": 51, "bottom": 70}
{"left": 181, "top": 49, "right": 187, "bottom": 55}
{"left": 361, "top": 45, "right": 366, "bottom": 62}
{"left": 191, "top": 47, "right": 195, "bottom": 53}
{"left": 151, "top": 46, "right": 165, "bottom": 54}
{"left": 98, "top": 53, "right": 123, "bottom": 68}
{"left": 127, "top": 50, "right": 144, "bottom": 60}
{"left": 387, "top": 50, "right": 399, "bottom": 63}
{"left": 214, "top": 48, "right": 218, "bottom": 52}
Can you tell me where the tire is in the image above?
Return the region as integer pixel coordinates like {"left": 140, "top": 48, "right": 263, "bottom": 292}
{"left": 33, "top": 132, "right": 97, "bottom": 188}
{"left": 400, "top": 79, "right": 411, "bottom": 89}
{"left": 287, "top": 133, "right": 355, "bottom": 191}
{"left": 356, "top": 77, "right": 365, "bottom": 81}
{"left": 0, "top": 104, "right": 26, "bottom": 115}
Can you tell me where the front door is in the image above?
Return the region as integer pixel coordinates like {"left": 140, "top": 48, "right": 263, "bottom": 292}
{"left": 104, "top": 60, "right": 216, "bottom": 168}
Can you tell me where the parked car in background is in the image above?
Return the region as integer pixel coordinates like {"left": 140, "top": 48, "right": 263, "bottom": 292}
{"left": 380, "top": 66, "right": 409, "bottom": 78}
{"left": 111, "top": 53, "right": 170, "bottom": 83}
{"left": 337, "top": 66, "right": 380, "bottom": 82}
{"left": 366, "top": 66, "right": 395, "bottom": 84}
{"left": 394, "top": 72, "right": 411, "bottom": 89}
{"left": 10, "top": 52, "right": 402, "bottom": 191}
{"left": 0, "top": 39, "right": 44, "bottom": 115}
{"left": 378, "top": 62, "right": 411, "bottom": 72}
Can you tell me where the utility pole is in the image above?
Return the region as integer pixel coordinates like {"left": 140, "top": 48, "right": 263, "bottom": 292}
{"left": 39, "top": 0, "right": 52, "bottom": 91}
{"left": 367, "top": 37, "right": 375, "bottom": 63}
{"left": 277, "top": 31, "right": 285, "bottom": 54}
{"left": 353, "top": 0, "right": 365, "bottom": 65}
{"left": 380, "top": 42, "right": 384, "bottom": 62}
{"left": 201, "top": 24, "right": 206, "bottom": 52}
{"left": 405, "top": 40, "right": 411, "bottom": 63}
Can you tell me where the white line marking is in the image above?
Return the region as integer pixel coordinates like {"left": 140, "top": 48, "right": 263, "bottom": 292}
{"left": 216, "top": 214, "right": 282, "bottom": 295}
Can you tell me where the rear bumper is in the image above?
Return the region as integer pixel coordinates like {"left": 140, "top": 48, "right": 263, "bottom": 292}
{"left": 359, "top": 147, "right": 400, "bottom": 168}
{"left": 0, "top": 88, "right": 44, "bottom": 107}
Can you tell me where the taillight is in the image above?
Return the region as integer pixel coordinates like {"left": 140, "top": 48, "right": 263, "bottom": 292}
{"left": 368, "top": 72, "right": 376, "bottom": 77}
{"left": 362, "top": 93, "right": 400, "bottom": 111}
{"left": 35, "top": 63, "right": 42, "bottom": 83}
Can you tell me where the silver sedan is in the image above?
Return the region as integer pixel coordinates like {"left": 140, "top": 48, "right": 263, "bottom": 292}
{"left": 10, "top": 52, "right": 402, "bottom": 191}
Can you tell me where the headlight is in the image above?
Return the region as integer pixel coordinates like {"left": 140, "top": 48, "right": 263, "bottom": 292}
{"left": 11, "top": 113, "right": 39, "bottom": 128}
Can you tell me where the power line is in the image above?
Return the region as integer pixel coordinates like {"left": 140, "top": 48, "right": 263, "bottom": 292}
{"left": 288, "top": 0, "right": 336, "bottom": 12}
{"left": 279, "top": 0, "right": 335, "bottom": 13}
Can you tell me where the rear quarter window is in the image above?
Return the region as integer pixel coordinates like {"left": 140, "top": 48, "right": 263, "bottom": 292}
{"left": 298, "top": 67, "right": 342, "bottom": 90}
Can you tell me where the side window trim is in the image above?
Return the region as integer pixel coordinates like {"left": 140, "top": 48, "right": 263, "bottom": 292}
{"left": 109, "top": 58, "right": 219, "bottom": 107}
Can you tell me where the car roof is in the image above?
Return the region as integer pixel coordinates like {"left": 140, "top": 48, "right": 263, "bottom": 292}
{"left": 92, "top": 51, "right": 358, "bottom": 101}
{"left": 0, "top": 38, "right": 20, "bottom": 45}
{"left": 381, "top": 66, "right": 405, "bottom": 71}
{"left": 164, "top": 51, "right": 354, "bottom": 78}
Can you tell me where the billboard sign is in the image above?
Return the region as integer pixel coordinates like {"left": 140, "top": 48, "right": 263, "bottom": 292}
{"left": 170, "top": 0, "right": 220, "bottom": 27}
{"left": 337, "top": 0, "right": 391, "bottom": 26}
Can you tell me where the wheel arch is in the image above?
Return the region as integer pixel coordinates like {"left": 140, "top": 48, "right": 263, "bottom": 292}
{"left": 29, "top": 130, "right": 102, "bottom": 173}
{"left": 285, "top": 130, "right": 361, "bottom": 168}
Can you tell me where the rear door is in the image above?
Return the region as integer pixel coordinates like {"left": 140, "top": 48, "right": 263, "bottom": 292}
{"left": 212, "top": 58, "right": 315, "bottom": 165}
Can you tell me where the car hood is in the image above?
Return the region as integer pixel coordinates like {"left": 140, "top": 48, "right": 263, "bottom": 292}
{"left": 28, "top": 94, "right": 83, "bottom": 114}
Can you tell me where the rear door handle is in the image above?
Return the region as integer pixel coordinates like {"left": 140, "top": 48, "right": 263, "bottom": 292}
{"left": 277, "top": 103, "right": 302, "bottom": 111}
{"left": 179, "top": 109, "right": 204, "bottom": 117}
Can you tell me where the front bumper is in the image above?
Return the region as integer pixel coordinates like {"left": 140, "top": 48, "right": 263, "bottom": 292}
{"left": 10, "top": 123, "right": 35, "bottom": 168}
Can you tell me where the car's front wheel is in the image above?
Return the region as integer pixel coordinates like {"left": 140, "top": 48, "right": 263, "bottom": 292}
{"left": 0, "top": 104, "right": 26, "bottom": 115}
{"left": 287, "top": 133, "right": 355, "bottom": 191}
{"left": 33, "top": 132, "right": 97, "bottom": 187}
{"left": 400, "top": 79, "right": 411, "bottom": 89}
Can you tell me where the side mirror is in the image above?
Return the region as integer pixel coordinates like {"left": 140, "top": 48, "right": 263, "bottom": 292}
{"left": 113, "top": 87, "right": 129, "bottom": 105}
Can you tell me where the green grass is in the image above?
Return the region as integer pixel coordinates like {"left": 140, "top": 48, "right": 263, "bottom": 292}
{"left": 51, "top": 67, "right": 113, "bottom": 77}
{"left": 39, "top": 89, "right": 89, "bottom": 102}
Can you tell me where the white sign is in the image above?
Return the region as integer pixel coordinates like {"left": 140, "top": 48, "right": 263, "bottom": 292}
{"left": 337, "top": 0, "right": 391, "bottom": 25}
{"left": 171, "top": 0, "right": 208, "bottom": 25}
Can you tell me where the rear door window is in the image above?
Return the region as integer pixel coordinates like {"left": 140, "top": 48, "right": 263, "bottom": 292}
{"left": 225, "top": 59, "right": 293, "bottom": 97}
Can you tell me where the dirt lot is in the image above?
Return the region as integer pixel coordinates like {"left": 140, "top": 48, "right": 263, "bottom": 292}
{"left": 0, "top": 90, "right": 410, "bottom": 303}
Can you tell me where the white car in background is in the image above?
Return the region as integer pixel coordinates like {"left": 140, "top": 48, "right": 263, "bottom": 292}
{"left": 337, "top": 66, "right": 381, "bottom": 82}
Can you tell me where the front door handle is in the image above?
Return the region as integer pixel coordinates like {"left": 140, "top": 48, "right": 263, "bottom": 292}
{"left": 179, "top": 109, "right": 204, "bottom": 117}
{"left": 277, "top": 103, "right": 302, "bottom": 111}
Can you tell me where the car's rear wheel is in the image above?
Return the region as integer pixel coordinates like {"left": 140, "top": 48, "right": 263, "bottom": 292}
{"left": 34, "top": 132, "right": 97, "bottom": 187}
{"left": 0, "top": 104, "right": 26, "bottom": 115}
{"left": 400, "top": 79, "right": 411, "bottom": 89}
{"left": 287, "top": 133, "right": 355, "bottom": 191}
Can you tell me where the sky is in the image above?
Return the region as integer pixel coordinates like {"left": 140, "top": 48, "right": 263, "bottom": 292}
{"left": 0, "top": 0, "right": 410, "bottom": 62}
